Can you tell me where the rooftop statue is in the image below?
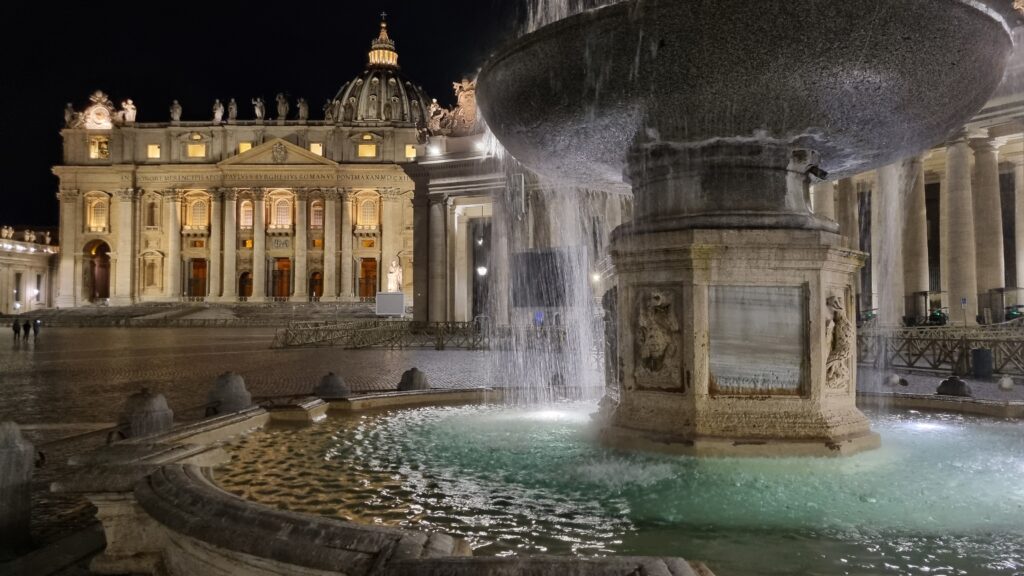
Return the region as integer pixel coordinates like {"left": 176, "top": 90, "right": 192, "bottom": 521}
{"left": 322, "top": 99, "right": 335, "bottom": 123}
{"left": 275, "top": 93, "right": 289, "bottom": 120}
{"left": 212, "top": 99, "right": 225, "bottom": 124}
{"left": 297, "top": 97, "right": 309, "bottom": 121}
{"left": 227, "top": 98, "right": 238, "bottom": 122}
{"left": 120, "top": 99, "right": 136, "bottom": 124}
{"left": 169, "top": 100, "right": 182, "bottom": 122}
{"left": 63, "top": 103, "right": 77, "bottom": 128}
{"left": 252, "top": 97, "right": 265, "bottom": 120}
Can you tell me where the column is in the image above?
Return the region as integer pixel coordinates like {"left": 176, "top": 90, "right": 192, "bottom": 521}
{"left": 836, "top": 178, "right": 859, "bottom": 251}
{"left": 946, "top": 131, "right": 978, "bottom": 325}
{"left": 812, "top": 180, "right": 836, "bottom": 221}
{"left": 379, "top": 189, "right": 403, "bottom": 292}
{"left": 292, "top": 190, "right": 308, "bottom": 301}
{"left": 163, "top": 190, "right": 182, "bottom": 301}
{"left": 251, "top": 189, "right": 267, "bottom": 301}
{"left": 111, "top": 189, "right": 135, "bottom": 305}
{"left": 412, "top": 189, "right": 431, "bottom": 322}
{"left": 903, "top": 158, "right": 929, "bottom": 318}
{"left": 222, "top": 189, "right": 237, "bottom": 300}
{"left": 323, "top": 189, "right": 338, "bottom": 301}
{"left": 55, "top": 189, "right": 79, "bottom": 307}
{"left": 972, "top": 136, "right": 1004, "bottom": 323}
{"left": 1015, "top": 162, "right": 1024, "bottom": 288}
{"left": 453, "top": 208, "right": 470, "bottom": 321}
{"left": 340, "top": 191, "right": 355, "bottom": 300}
{"left": 939, "top": 170, "right": 950, "bottom": 310}
{"left": 429, "top": 195, "right": 448, "bottom": 322}
{"left": 875, "top": 163, "right": 905, "bottom": 324}
{"left": 208, "top": 189, "right": 222, "bottom": 299}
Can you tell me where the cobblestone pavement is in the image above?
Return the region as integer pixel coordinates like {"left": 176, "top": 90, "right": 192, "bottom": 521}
{"left": 0, "top": 327, "right": 496, "bottom": 547}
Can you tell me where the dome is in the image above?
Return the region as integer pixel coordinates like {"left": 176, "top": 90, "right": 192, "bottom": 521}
{"left": 331, "top": 16, "right": 431, "bottom": 128}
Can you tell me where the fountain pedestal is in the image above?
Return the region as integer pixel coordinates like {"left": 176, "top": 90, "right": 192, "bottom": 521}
{"left": 603, "top": 226, "right": 879, "bottom": 456}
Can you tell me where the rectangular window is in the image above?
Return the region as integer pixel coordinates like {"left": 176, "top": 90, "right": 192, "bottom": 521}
{"left": 187, "top": 143, "right": 206, "bottom": 158}
{"left": 243, "top": 239, "right": 253, "bottom": 249}
{"left": 309, "top": 142, "right": 324, "bottom": 156}
{"left": 89, "top": 136, "right": 110, "bottom": 159}
{"left": 312, "top": 238, "right": 324, "bottom": 249}
{"left": 147, "top": 144, "right": 161, "bottom": 159}
{"left": 238, "top": 141, "right": 253, "bottom": 154}
{"left": 357, "top": 143, "right": 377, "bottom": 158}
{"left": 405, "top": 144, "right": 417, "bottom": 159}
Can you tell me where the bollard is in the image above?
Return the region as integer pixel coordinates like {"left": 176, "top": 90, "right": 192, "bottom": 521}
{"left": 999, "top": 375, "right": 1015, "bottom": 391}
{"left": 398, "top": 367, "right": 430, "bottom": 391}
{"left": 208, "top": 372, "right": 252, "bottom": 415}
{"left": 314, "top": 372, "right": 351, "bottom": 399}
{"left": 121, "top": 388, "right": 174, "bottom": 438}
{"left": 0, "top": 421, "right": 34, "bottom": 558}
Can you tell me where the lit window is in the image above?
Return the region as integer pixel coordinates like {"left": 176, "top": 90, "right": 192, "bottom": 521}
{"left": 191, "top": 201, "right": 208, "bottom": 227}
{"left": 358, "top": 144, "right": 377, "bottom": 158}
{"left": 89, "top": 200, "right": 108, "bottom": 230}
{"left": 310, "top": 201, "right": 324, "bottom": 228}
{"left": 360, "top": 200, "right": 378, "bottom": 226}
{"left": 312, "top": 238, "right": 324, "bottom": 248}
{"left": 238, "top": 141, "right": 253, "bottom": 154}
{"left": 240, "top": 201, "right": 253, "bottom": 228}
{"left": 243, "top": 239, "right": 253, "bottom": 249}
{"left": 309, "top": 142, "right": 324, "bottom": 156}
{"left": 187, "top": 143, "right": 206, "bottom": 158}
{"left": 147, "top": 144, "right": 162, "bottom": 159}
{"left": 89, "top": 136, "right": 110, "bottom": 159}
{"left": 274, "top": 199, "right": 292, "bottom": 227}
{"left": 405, "top": 144, "right": 417, "bottom": 160}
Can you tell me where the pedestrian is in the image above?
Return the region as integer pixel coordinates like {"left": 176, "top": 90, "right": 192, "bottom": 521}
{"left": 32, "top": 319, "right": 40, "bottom": 339}
{"left": 22, "top": 320, "right": 30, "bottom": 339}
{"left": 11, "top": 319, "right": 19, "bottom": 340}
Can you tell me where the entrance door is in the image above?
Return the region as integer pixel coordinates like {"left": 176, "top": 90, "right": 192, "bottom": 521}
{"left": 85, "top": 240, "right": 111, "bottom": 301}
{"left": 272, "top": 258, "right": 291, "bottom": 299}
{"left": 309, "top": 272, "right": 323, "bottom": 299}
{"left": 189, "top": 259, "right": 208, "bottom": 298}
{"left": 359, "top": 258, "right": 377, "bottom": 299}
{"left": 239, "top": 272, "right": 253, "bottom": 298}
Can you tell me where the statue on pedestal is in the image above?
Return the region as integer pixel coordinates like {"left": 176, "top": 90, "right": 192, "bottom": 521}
{"left": 169, "top": 100, "right": 182, "bottom": 122}
{"left": 212, "top": 99, "right": 225, "bottom": 123}
{"left": 386, "top": 259, "right": 403, "bottom": 293}
{"left": 275, "top": 93, "right": 289, "bottom": 120}
{"left": 120, "top": 99, "right": 136, "bottom": 123}
{"left": 296, "top": 98, "right": 308, "bottom": 121}
{"left": 63, "top": 103, "right": 77, "bottom": 127}
{"left": 252, "top": 97, "right": 265, "bottom": 121}
{"left": 227, "top": 98, "right": 238, "bottom": 122}
{"left": 43, "top": 231, "right": 52, "bottom": 245}
{"left": 322, "top": 99, "right": 335, "bottom": 123}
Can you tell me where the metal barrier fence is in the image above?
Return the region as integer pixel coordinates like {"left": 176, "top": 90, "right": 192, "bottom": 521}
{"left": 858, "top": 323, "right": 1024, "bottom": 376}
{"left": 272, "top": 320, "right": 572, "bottom": 351}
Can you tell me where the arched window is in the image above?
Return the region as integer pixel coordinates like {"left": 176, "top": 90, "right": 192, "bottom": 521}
{"left": 190, "top": 200, "right": 208, "bottom": 227}
{"left": 274, "top": 199, "right": 292, "bottom": 227}
{"left": 146, "top": 202, "right": 159, "bottom": 227}
{"left": 89, "top": 199, "right": 108, "bottom": 231}
{"left": 310, "top": 201, "right": 324, "bottom": 229}
{"left": 360, "top": 200, "right": 378, "bottom": 227}
{"left": 240, "top": 200, "right": 253, "bottom": 229}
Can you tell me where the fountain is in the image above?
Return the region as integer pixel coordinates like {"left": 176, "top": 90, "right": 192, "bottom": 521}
{"left": 477, "top": 0, "right": 1018, "bottom": 455}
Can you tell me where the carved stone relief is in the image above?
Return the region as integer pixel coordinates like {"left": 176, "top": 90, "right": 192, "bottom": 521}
{"left": 632, "top": 287, "right": 683, "bottom": 391}
{"left": 825, "top": 295, "right": 853, "bottom": 390}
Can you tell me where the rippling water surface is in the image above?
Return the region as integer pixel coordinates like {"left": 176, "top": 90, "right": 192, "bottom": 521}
{"left": 216, "top": 404, "right": 1024, "bottom": 575}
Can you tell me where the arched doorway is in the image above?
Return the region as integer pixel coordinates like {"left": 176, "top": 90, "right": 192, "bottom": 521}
{"left": 309, "top": 272, "right": 323, "bottom": 300}
{"left": 84, "top": 240, "right": 111, "bottom": 302}
{"left": 238, "top": 272, "right": 253, "bottom": 299}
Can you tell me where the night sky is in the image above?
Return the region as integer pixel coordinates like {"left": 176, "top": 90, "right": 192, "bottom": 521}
{"left": 1, "top": 1, "right": 523, "bottom": 228}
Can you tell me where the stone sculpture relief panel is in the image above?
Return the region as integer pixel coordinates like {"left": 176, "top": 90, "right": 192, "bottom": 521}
{"left": 708, "top": 285, "right": 807, "bottom": 396}
{"left": 825, "top": 292, "right": 854, "bottom": 391}
{"left": 632, "top": 286, "right": 684, "bottom": 392}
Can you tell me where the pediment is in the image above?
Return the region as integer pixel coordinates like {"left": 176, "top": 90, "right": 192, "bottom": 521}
{"left": 218, "top": 138, "right": 337, "bottom": 167}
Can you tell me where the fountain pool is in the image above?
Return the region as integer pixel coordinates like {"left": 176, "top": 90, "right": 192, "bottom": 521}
{"left": 216, "top": 404, "right": 1024, "bottom": 575}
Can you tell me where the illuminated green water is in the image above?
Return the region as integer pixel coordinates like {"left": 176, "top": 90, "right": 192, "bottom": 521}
{"left": 217, "top": 404, "right": 1024, "bottom": 575}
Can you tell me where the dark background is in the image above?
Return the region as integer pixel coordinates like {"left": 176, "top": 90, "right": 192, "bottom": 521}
{"left": 2, "top": 1, "right": 525, "bottom": 227}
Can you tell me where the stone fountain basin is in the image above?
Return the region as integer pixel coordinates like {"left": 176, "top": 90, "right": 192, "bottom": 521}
{"left": 478, "top": 0, "right": 1015, "bottom": 188}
